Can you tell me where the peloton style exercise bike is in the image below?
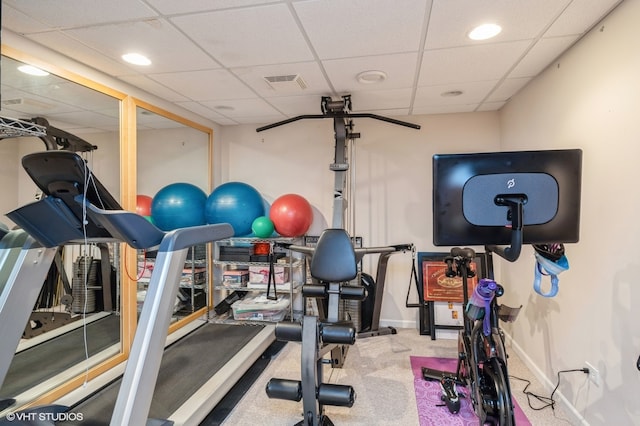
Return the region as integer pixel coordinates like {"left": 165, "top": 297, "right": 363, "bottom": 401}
{"left": 422, "top": 247, "right": 520, "bottom": 425}
{"left": 425, "top": 149, "right": 583, "bottom": 425}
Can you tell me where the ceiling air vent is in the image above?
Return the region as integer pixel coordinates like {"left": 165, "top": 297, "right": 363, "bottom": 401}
{"left": 1, "top": 98, "right": 54, "bottom": 110}
{"left": 263, "top": 74, "right": 307, "bottom": 90}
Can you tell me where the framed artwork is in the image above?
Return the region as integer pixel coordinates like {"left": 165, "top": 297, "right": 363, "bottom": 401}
{"left": 417, "top": 251, "right": 492, "bottom": 303}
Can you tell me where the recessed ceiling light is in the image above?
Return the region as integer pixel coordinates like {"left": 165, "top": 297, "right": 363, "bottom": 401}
{"left": 356, "top": 70, "right": 387, "bottom": 84}
{"left": 122, "top": 53, "right": 152, "bottom": 66}
{"left": 441, "top": 90, "right": 463, "bottom": 97}
{"left": 214, "top": 105, "right": 235, "bottom": 111}
{"left": 17, "top": 65, "right": 49, "bottom": 76}
{"left": 468, "top": 23, "right": 502, "bottom": 41}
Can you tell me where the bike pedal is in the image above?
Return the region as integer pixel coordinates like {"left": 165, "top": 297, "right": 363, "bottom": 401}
{"left": 439, "top": 376, "right": 461, "bottom": 414}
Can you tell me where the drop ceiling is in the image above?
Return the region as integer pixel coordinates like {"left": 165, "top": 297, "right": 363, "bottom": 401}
{"left": 0, "top": 0, "right": 623, "bottom": 127}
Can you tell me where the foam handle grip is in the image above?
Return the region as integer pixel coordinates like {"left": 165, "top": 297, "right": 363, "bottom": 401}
{"left": 265, "top": 379, "right": 302, "bottom": 402}
{"left": 321, "top": 324, "right": 356, "bottom": 345}
{"left": 302, "top": 284, "right": 327, "bottom": 298}
{"left": 275, "top": 322, "right": 302, "bottom": 342}
{"left": 317, "top": 384, "right": 355, "bottom": 407}
{"left": 340, "top": 285, "right": 366, "bottom": 300}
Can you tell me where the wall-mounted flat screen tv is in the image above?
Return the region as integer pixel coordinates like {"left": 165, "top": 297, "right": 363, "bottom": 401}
{"left": 432, "top": 149, "right": 582, "bottom": 247}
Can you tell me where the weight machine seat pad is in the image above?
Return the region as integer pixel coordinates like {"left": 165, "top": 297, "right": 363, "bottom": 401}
{"left": 310, "top": 229, "right": 357, "bottom": 283}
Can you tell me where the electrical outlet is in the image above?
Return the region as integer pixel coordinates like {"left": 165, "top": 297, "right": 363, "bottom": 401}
{"left": 585, "top": 361, "right": 600, "bottom": 386}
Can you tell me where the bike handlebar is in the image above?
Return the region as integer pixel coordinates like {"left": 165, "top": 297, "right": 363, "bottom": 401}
{"left": 451, "top": 247, "right": 475, "bottom": 259}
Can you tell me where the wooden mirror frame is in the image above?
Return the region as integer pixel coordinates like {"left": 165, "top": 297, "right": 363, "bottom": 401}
{"left": 1, "top": 45, "right": 214, "bottom": 409}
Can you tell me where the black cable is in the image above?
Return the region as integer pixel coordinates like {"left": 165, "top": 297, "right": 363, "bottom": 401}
{"left": 510, "top": 368, "right": 587, "bottom": 413}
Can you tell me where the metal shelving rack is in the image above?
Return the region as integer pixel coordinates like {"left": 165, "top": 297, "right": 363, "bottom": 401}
{"left": 212, "top": 237, "right": 305, "bottom": 321}
{"left": 0, "top": 116, "right": 46, "bottom": 139}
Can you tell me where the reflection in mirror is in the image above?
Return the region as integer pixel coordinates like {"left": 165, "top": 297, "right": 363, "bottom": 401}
{"left": 135, "top": 106, "right": 210, "bottom": 323}
{"left": 0, "top": 55, "right": 122, "bottom": 412}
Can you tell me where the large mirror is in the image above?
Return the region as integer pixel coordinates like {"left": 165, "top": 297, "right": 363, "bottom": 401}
{"left": 0, "top": 54, "right": 123, "bottom": 412}
{"left": 133, "top": 103, "right": 212, "bottom": 328}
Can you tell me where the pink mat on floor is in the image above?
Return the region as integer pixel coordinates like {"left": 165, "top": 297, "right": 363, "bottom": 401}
{"left": 410, "top": 356, "right": 531, "bottom": 426}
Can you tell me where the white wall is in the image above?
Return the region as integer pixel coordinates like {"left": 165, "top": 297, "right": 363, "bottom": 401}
{"left": 499, "top": 1, "right": 640, "bottom": 424}
{"left": 0, "top": 139, "right": 22, "bottom": 227}
{"left": 137, "top": 127, "right": 210, "bottom": 197}
{"left": 219, "top": 112, "right": 501, "bottom": 328}
{"left": 1, "top": 132, "right": 118, "bottom": 228}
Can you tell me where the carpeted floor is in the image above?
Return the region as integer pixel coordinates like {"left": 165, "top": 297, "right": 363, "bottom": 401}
{"left": 220, "top": 327, "right": 575, "bottom": 425}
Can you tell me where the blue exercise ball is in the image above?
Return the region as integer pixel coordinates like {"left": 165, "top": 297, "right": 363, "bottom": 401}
{"left": 205, "top": 182, "right": 264, "bottom": 237}
{"left": 151, "top": 183, "right": 207, "bottom": 231}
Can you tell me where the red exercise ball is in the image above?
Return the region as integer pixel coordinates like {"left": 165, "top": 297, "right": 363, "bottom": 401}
{"left": 269, "top": 194, "right": 313, "bottom": 237}
{"left": 136, "top": 195, "right": 153, "bottom": 216}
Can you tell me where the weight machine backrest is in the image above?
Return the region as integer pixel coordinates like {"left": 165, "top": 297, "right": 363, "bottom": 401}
{"left": 310, "top": 229, "right": 357, "bottom": 283}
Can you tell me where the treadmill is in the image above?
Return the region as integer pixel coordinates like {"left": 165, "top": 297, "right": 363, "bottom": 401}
{"left": 0, "top": 151, "right": 275, "bottom": 425}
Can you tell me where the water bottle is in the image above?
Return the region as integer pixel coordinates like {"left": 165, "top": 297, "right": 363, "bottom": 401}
{"left": 465, "top": 278, "right": 498, "bottom": 336}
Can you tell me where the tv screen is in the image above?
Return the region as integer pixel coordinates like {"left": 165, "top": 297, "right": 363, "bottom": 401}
{"left": 433, "top": 149, "right": 582, "bottom": 246}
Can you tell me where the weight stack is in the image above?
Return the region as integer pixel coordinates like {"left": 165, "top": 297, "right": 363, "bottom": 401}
{"left": 342, "top": 299, "right": 362, "bottom": 333}
{"left": 72, "top": 256, "right": 97, "bottom": 313}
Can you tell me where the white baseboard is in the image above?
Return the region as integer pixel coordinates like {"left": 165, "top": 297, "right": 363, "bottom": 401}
{"left": 379, "top": 318, "right": 416, "bottom": 329}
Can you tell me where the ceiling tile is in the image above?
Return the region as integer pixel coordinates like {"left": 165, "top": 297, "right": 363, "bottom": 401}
{"left": 175, "top": 101, "right": 235, "bottom": 123}
{"left": 545, "top": 0, "right": 623, "bottom": 37}
{"left": 46, "top": 110, "right": 119, "bottom": 130}
{"left": 266, "top": 95, "right": 329, "bottom": 116}
{"left": 349, "top": 88, "right": 414, "bottom": 111}
{"left": 1, "top": 0, "right": 625, "bottom": 126}
{"left": 149, "top": 69, "right": 256, "bottom": 101}
{"left": 64, "top": 19, "right": 220, "bottom": 73}
{"left": 419, "top": 41, "right": 531, "bottom": 86}
{"left": 1, "top": 58, "right": 69, "bottom": 90}
{"left": 294, "top": 0, "right": 429, "bottom": 59}
{"left": 3, "top": 0, "right": 157, "bottom": 28}
{"left": 357, "top": 108, "right": 411, "bottom": 117}
{"left": 199, "top": 98, "right": 283, "bottom": 118}
{"left": 26, "top": 31, "right": 136, "bottom": 77}
{"left": 27, "top": 80, "right": 117, "bottom": 111}
{"left": 477, "top": 101, "right": 506, "bottom": 112}
{"left": 510, "top": 36, "right": 578, "bottom": 78}
{"left": 1, "top": 88, "right": 77, "bottom": 116}
{"left": 146, "top": 0, "right": 275, "bottom": 15}
{"left": 1, "top": 4, "right": 51, "bottom": 34}
{"left": 425, "top": 0, "right": 570, "bottom": 49}
{"left": 412, "top": 104, "right": 477, "bottom": 115}
{"left": 232, "top": 62, "right": 332, "bottom": 98}
{"left": 322, "top": 53, "right": 418, "bottom": 93}
{"left": 233, "top": 115, "right": 287, "bottom": 125}
{"left": 414, "top": 81, "right": 498, "bottom": 107}
{"left": 118, "top": 74, "right": 190, "bottom": 102}
{"left": 486, "top": 77, "right": 530, "bottom": 102}
{"left": 171, "top": 4, "right": 314, "bottom": 67}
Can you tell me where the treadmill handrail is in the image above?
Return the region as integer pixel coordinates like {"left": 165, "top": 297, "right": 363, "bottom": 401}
{"left": 79, "top": 196, "right": 234, "bottom": 251}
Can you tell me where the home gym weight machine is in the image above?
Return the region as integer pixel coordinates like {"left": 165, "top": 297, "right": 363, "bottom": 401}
{"left": 256, "top": 95, "right": 420, "bottom": 337}
{"left": 257, "top": 96, "right": 418, "bottom": 425}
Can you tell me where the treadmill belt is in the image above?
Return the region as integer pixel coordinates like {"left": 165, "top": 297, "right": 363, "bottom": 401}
{"left": 0, "top": 314, "right": 120, "bottom": 399}
{"left": 62, "top": 323, "right": 265, "bottom": 425}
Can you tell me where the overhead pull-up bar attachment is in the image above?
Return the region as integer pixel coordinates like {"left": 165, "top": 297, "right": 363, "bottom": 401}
{"left": 256, "top": 95, "right": 420, "bottom": 230}
{"left": 256, "top": 95, "right": 421, "bottom": 132}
